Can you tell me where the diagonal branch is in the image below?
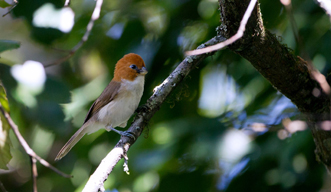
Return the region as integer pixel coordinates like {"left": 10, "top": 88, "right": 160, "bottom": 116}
{"left": 45, "top": 0, "right": 104, "bottom": 68}
{"left": 31, "top": 157, "right": 38, "bottom": 192}
{"left": 0, "top": 181, "right": 7, "bottom": 192}
{"left": 82, "top": 36, "right": 226, "bottom": 192}
{"left": 0, "top": 107, "right": 72, "bottom": 179}
{"left": 186, "top": 0, "right": 257, "bottom": 56}
{"left": 2, "top": 0, "right": 18, "bottom": 17}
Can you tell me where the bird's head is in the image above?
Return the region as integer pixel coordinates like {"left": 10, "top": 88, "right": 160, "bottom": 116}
{"left": 113, "top": 53, "right": 148, "bottom": 81}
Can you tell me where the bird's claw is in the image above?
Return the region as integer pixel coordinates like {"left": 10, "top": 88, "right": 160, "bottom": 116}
{"left": 122, "top": 131, "right": 136, "bottom": 140}
{"left": 135, "top": 105, "right": 149, "bottom": 113}
{"left": 110, "top": 128, "right": 136, "bottom": 140}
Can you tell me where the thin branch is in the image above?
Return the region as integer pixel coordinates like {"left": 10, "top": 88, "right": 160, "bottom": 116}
{"left": 185, "top": 0, "right": 257, "bottom": 56}
{"left": 83, "top": 36, "right": 226, "bottom": 191}
{"left": 280, "top": 0, "right": 331, "bottom": 96}
{"left": 31, "top": 157, "right": 38, "bottom": 192}
{"left": 44, "top": 0, "right": 104, "bottom": 68}
{"left": 280, "top": 0, "right": 309, "bottom": 59}
{"left": 0, "top": 107, "right": 72, "bottom": 179}
{"left": 0, "top": 181, "right": 7, "bottom": 192}
{"left": 2, "top": 0, "right": 18, "bottom": 17}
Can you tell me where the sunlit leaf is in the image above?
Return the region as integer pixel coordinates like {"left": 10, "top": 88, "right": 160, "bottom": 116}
{"left": 0, "top": 0, "right": 11, "bottom": 8}
{"left": 0, "top": 40, "right": 20, "bottom": 53}
{"left": 0, "top": 113, "right": 11, "bottom": 170}
{"left": 0, "top": 83, "right": 10, "bottom": 113}
{"left": 0, "top": 84, "right": 11, "bottom": 170}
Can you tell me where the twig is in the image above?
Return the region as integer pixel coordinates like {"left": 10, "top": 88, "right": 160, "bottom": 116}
{"left": 2, "top": 0, "right": 18, "bottom": 17}
{"left": 280, "top": 0, "right": 307, "bottom": 59}
{"left": 0, "top": 181, "right": 7, "bottom": 192}
{"left": 44, "top": 52, "right": 74, "bottom": 68}
{"left": 45, "top": 0, "right": 104, "bottom": 68}
{"left": 185, "top": 0, "right": 257, "bottom": 56}
{"left": 31, "top": 157, "right": 38, "bottom": 192}
{"left": 280, "top": 0, "right": 331, "bottom": 96}
{"left": 0, "top": 107, "right": 72, "bottom": 179}
{"left": 83, "top": 36, "right": 225, "bottom": 191}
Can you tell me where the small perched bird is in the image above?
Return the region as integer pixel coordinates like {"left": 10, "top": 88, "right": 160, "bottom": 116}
{"left": 55, "top": 53, "right": 147, "bottom": 160}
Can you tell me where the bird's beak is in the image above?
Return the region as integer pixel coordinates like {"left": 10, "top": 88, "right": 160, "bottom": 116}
{"left": 139, "top": 67, "right": 148, "bottom": 75}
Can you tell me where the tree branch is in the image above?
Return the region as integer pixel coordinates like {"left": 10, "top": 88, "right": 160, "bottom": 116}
{"left": 31, "top": 157, "right": 38, "bottom": 192}
{"left": 2, "top": 0, "right": 18, "bottom": 17}
{"left": 217, "top": 0, "right": 331, "bottom": 169}
{"left": 82, "top": 36, "right": 226, "bottom": 191}
{"left": 45, "top": 0, "right": 104, "bottom": 68}
{"left": 0, "top": 107, "right": 72, "bottom": 179}
{"left": 186, "top": 0, "right": 257, "bottom": 56}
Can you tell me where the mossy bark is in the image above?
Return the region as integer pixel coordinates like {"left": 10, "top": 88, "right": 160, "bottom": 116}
{"left": 217, "top": 0, "right": 331, "bottom": 169}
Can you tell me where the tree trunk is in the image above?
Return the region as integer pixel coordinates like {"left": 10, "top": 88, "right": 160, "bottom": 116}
{"left": 217, "top": 0, "right": 331, "bottom": 169}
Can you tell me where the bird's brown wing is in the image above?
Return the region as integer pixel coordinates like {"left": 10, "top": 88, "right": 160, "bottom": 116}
{"left": 83, "top": 80, "right": 121, "bottom": 124}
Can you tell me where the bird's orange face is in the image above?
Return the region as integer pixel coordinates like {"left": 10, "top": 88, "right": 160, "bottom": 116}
{"left": 113, "top": 53, "right": 147, "bottom": 81}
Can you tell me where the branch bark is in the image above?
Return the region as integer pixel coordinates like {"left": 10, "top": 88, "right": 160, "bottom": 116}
{"left": 217, "top": 0, "right": 331, "bottom": 169}
{"left": 83, "top": 36, "right": 225, "bottom": 191}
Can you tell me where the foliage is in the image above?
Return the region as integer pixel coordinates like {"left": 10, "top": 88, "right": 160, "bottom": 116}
{"left": 0, "top": 40, "right": 20, "bottom": 54}
{"left": 0, "top": 83, "right": 12, "bottom": 170}
{"left": 0, "top": 0, "right": 330, "bottom": 191}
{"left": 0, "top": 0, "right": 10, "bottom": 9}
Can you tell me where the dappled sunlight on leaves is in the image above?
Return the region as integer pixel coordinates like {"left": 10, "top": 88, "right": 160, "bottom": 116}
{"left": 282, "top": 118, "right": 307, "bottom": 133}
{"left": 178, "top": 22, "right": 209, "bottom": 51}
{"left": 218, "top": 129, "right": 252, "bottom": 162}
{"left": 71, "top": 160, "right": 91, "bottom": 187}
{"left": 32, "top": 3, "right": 75, "bottom": 33}
{"left": 198, "top": 65, "right": 246, "bottom": 118}
{"left": 135, "top": 2, "right": 169, "bottom": 37}
{"left": 133, "top": 171, "right": 159, "bottom": 192}
{"left": 10, "top": 60, "right": 46, "bottom": 107}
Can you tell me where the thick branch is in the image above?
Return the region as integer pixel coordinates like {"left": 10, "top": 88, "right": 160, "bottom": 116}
{"left": 83, "top": 36, "right": 226, "bottom": 191}
{"left": 217, "top": 0, "right": 331, "bottom": 168}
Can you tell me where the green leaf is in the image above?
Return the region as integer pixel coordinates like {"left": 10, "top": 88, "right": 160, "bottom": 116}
{"left": 0, "top": 83, "right": 9, "bottom": 113}
{"left": 0, "top": 40, "right": 20, "bottom": 53}
{"left": 0, "top": 84, "right": 11, "bottom": 170}
{"left": 0, "top": 0, "right": 11, "bottom": 8}
{"left": 0, "top": 113, "right": 11, "bottom": 170}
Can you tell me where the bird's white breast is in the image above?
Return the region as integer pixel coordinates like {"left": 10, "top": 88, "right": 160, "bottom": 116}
{"left": 97, "top": 76, "right": 145, "bottom": 129}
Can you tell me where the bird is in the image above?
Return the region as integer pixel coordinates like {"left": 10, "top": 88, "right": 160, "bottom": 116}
{"left": 55, "top": 53, "right": 148, "bottom": 160}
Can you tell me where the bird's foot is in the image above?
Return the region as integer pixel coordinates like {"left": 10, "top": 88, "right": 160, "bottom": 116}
{"left": 109, "top": 127, "right": 136, "bottom": 140}
{"left": 135, "top": 104, "right": 149, "bottom": 113}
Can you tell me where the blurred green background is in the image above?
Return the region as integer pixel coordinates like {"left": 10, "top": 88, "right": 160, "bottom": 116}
{"left": 0, "top": 0, "right": 331, "bottom": 191}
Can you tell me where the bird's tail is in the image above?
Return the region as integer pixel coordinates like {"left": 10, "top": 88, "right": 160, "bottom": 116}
{"left": 55, "top": 125, "right": 88, "bottom": 161}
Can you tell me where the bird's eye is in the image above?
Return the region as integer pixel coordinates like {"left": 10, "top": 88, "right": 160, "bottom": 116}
{"left": 130, "top": 64, "right": 137, "bottom": 69}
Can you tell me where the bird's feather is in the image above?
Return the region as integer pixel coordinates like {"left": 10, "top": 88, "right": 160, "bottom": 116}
{"left": 55, "top": 53, "right": 146, "bottom": 161}
{"left": 83, "top": 80, "right": 121, "bottom": 124}
{"left": 55, "top": 123, "right": 89, "bottom": 161}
